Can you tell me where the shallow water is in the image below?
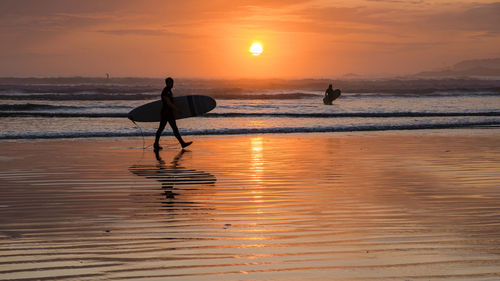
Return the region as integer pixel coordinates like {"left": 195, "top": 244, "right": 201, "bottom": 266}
{"left": 1, "top": 79, "right": 499, "bottom": 139}
{"left": 1, "top": 132, "right": 500, "bottom": 280}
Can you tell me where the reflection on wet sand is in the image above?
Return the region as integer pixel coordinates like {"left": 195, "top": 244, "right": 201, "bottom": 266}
{"left": 1, "top": 133, "right": 499, "bottom": 281}
{"left": 129, "top": 150, "right": 216, "bottom": 201}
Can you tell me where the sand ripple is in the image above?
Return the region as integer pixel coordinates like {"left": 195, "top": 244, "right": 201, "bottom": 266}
{"left": 1, "top": 133, "right": 500, "bottom": 280}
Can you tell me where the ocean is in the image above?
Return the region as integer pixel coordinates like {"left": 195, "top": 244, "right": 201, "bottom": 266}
{"left": 0, "top": 77, "right": 499, "bottom": 140}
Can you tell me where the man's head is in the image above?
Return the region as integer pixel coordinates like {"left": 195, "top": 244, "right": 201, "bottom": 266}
{"left": 165, "top": 77, "right": 174, "bottom": 88}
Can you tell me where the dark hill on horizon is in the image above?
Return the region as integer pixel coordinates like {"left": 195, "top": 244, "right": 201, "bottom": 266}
{"left": 415, "top": 58, "right": 500, "bottom": 78}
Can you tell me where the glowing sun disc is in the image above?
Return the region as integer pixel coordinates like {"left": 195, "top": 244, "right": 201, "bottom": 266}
{"left": 250, "top": 43, "right": 263, "bottom": 56}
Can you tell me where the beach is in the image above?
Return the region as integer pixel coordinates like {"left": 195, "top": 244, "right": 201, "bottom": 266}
{"left": 1, "top": 130, "right": 499, "bottom": 280}
{"left": 2, "top": 0, "right": 500, "bottom": 279}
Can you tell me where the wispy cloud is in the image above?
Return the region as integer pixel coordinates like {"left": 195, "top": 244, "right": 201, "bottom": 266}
{"left": 96, "top": 28, "right": 178, "bottom": 36}
{"left": 425, "top": 2, "right": 500, "bottom": 33}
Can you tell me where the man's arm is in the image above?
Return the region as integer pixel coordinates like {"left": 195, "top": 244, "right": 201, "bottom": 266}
{"left": 162, "top": 95, "right": 181, "bottom": 113}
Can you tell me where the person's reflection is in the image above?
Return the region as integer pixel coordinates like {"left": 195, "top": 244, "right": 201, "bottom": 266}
{"left": 129, "top": 150, "right": 216, "bottom": 204}
{"left": 156, "top": 149, "right": 179, "bottom": 199}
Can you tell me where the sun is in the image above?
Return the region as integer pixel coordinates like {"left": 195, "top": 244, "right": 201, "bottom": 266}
{"left": 249, "top": 42, "right": 263, "bottom": 56}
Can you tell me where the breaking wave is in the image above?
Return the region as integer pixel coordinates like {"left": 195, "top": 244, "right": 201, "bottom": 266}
{"left": 1, "top": 121, "right": 497, "bottom": 139}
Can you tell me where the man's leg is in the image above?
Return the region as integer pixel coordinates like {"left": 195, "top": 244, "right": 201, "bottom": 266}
{"left": 168, "top": 117, "right": 192, "bottom": 148}
{"left": 154, "top": 118, "right": 168, "bottom": 149}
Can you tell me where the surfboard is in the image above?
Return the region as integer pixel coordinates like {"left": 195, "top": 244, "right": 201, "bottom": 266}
{"left": 128, "top": 95, "right": 216, "bottom": 122}
{"left": 323, "top": 89, "right": 341, "bottom": 105}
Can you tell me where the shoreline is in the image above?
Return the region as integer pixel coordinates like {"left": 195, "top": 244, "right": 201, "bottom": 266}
{"left": 1, "top": 126, "right": 499, "bottom": 141}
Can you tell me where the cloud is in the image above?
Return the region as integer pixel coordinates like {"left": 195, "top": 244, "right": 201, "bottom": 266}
{"left": 364, "top": 0, "right": 425, "bottom": 4}
{"left": 0, "top": 12, "right": 122, "bottom": 34}
{"left": 96, "top": 28, "right": 181, "bottom": 37}
{"left": 242, "top": 1, "right": 500, "bottom": 41}
{"left": 426, "top": 2, "right": 500, "bottom": 33}
{"left": 0, "top": 0, "right": 124, "bottom": 16}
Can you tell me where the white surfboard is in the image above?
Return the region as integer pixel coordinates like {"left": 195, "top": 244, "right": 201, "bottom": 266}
{"left": 128, "top": 95, "right": 216, "bottom": 122}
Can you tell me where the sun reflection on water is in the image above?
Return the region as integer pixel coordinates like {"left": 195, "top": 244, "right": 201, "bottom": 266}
{"left": 250, "top": 137, "right": 264, "bottom": 182}
{"left": 250, "top": 137, "right": 265, "bottom": 208}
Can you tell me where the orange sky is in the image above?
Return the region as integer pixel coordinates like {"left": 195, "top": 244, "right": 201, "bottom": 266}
{"left": 1, "top": 0, "right": 499, "bottom": 78}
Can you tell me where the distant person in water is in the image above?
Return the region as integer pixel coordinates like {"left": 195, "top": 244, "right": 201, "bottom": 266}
{"left": 154, "top": 77, "right": 192, "bottom": 150}
{"left": 323, "top": 83, "right": 341, "bottom": 105}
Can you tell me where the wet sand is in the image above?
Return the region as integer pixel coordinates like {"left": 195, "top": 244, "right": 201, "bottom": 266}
{"left": 1, "top": 131, "right": 500, "bottom": 280}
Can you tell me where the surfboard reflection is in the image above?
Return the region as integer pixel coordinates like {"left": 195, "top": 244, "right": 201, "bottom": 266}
{"left": 129, "top": 150, "right": 216, "bottom": 203}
